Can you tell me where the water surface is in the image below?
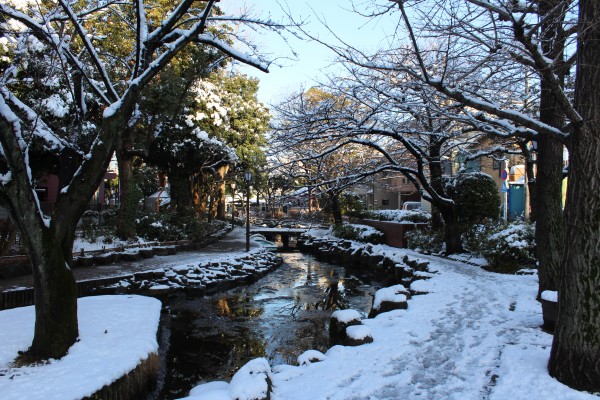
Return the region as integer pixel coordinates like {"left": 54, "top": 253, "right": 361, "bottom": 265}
{"left": 156, "top": 252, "right": 382, "bottom": 399}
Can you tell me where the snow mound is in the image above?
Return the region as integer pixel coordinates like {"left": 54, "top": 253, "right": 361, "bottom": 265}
{"left": 0, "top": 295, "right": 161, "bottom": 400}
{"left": 331, "top": 309, "right": 361, "bottom": 323}
{"left": 228, "top": 358, "right": 272, "bottom": 400}
{"left": 298, "top": 350, "right": 326, "bottom": 366}
{"left": 373, "top": 285, "right": 409, "bottom": 309}
{"left": 185, "top": 381, "right": 230, "bottom": 400}
{"left": 346, "top": 325, "right": 373, "bottom": 341}
{"left": 410, "top": 279, "right": 434, "bottom": 293}
{"left": 541, "top": 290, "right": 558, "bottom": 303}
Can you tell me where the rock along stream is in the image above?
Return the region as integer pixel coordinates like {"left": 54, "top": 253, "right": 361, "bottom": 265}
{"left": 154, "top": 252, "right": 383, "bottom": 399}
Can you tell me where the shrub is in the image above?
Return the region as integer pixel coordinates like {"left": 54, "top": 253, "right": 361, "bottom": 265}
{"left": 346, "top": 209, "right": 430, "bottom": 224}
{"left": 135, "top": 213, "right": 185, "bottom": 242}
{"left": 184, "top": 219, "right": 228, "bottom": 242}
{"left": 405, "top": 228, "right": 444, "bottom": 254}
{"left": 331, "top": 223, "right": 385, "bottom": 244}
{"left": 462, "top": 223, "right": 498, "bottom": 255}
{"left": 480, "top": 221, "right": 536, "bottom": 273}
{"left": 450, "top": 172, "right": 501, "bottom": 225}
{"left": 135, "top": 212, "right": 229, "bottom": 242}
{"left": 78, "top": 209, "right": 118, "bottom": 242}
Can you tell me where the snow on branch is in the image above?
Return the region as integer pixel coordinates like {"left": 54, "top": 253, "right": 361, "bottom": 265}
{"left": 0, "top": 85, "right": 72, "bottom": 153}
{"left": 57, "top": 0, "right": 119, "bottom": 102}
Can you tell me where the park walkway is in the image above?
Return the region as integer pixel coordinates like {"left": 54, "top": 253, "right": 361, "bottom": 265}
{"left": 0, "top": 227, "right": 253, "bottom": 293}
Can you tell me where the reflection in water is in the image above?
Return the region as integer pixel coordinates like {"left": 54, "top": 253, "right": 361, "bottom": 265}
{"left": 156, "top": 252, "right": 382, "bottom": 399}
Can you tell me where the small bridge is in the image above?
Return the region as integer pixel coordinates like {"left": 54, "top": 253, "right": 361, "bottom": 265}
{"left": 249, "top": 227, "right": 308, "bottom": 249}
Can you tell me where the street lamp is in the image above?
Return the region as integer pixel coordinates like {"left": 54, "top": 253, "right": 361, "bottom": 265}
{"left": 244, "top": 171, "right": 252, "bottom": 251}
{"left": 230, "top": 182, "right": 236, "bottom": 230}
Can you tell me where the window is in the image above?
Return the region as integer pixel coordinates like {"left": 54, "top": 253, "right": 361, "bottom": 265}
{"left": 382, "top": 199, "right": 389, "bottom": 206}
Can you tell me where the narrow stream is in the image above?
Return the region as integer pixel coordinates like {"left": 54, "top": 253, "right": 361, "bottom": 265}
{"left": 155, "top": 252, "right": 383, "bottom": 399}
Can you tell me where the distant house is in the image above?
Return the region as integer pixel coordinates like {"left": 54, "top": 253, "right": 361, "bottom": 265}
{"left": 354, "top": 172, "right": 421, "bottom": 211}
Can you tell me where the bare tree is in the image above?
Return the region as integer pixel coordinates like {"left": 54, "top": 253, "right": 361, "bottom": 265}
{"left": 271, "top": 89, "right": 387, "bottom": 222}
{"left": 0, "top": 0, "right": 286, "bottom": 360}
{"left": 272, "top": 70, "right": 518, "bottom": 253}
{"left": 335, "top": 0, "right": 598, "bottom": 390}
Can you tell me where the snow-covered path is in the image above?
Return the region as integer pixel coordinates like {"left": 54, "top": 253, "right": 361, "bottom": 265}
{"left": 268, "top": 251, "right": 598, "bottom": 400}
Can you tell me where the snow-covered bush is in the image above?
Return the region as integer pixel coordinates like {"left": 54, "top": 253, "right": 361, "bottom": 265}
{"left": 405, "top": 228, "right": 444, "bottom": 254}
{"left": 462, "top": 223, "right": 498, "bottom": 255}
{"left": 136, "top": 212, "right": 229, "bottom": 242}
{"left": 135, "top": 213, "right": 186, "bottom": 242}
{"left": 331, "top": 223, "right": 385, "bottom": 244}
{"left": 469, "top": 221, "right": 536, "bottom": 273}
{"left": 347, "top": 209, "right": 430, "bottom": 223}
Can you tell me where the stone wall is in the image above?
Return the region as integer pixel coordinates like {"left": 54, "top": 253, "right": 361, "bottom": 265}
{"left": 84, "top": 353, "right": 159, "bottom": 400}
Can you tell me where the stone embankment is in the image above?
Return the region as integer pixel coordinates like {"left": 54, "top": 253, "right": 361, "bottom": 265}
{"left": 298, "top": 234, "right": 436, "bottom": 347}
{"left": 91, "top": 250, "right": 282, "bottom": 298}
{"left": 0, "top": 233, "right": 226, "bottom": 280}
{"left": 297, "top": 234, "right": 433, "bottom": 290}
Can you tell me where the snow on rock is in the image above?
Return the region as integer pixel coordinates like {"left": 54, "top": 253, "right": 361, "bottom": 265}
{"left": 330, "top": 309, "right": 363, "bottom": 346}
{"left": 410, "top": 278, "right": 435, "bottom": 294}
{"left": 183, "top": 381, "right": 230, "bottom": 400}
{"left": 228, "top": 358, "right": 272, "bottom": 400}
{"left": 178, "top": 358, "right": 273, "bottom": 400}
{"left": 0, "top": 295, "right": 161, "bottom": 400}
{"left": 297, "top": 350, "right": 326, "bottom": 366}
{"left": 346, "top": 325, "right": 372, "bottom": 341}
{"left": 372, "top": 284, "right": 409, "bottom": 310}
{"left": 541, "top": 290, "right": 558, "bottom": 303}
{"left": 345, "top": 325, "right": 373, "bottom": 347}
{"left": 331, "top": 309, "right": 362, "bottom": 324}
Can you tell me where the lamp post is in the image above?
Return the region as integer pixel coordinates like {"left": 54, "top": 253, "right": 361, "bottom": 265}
{"left": 244, "top": 171, "right": 252, "bottom": 252}
{"left": 230, "top": 182, "right": 236, "bottom": 230}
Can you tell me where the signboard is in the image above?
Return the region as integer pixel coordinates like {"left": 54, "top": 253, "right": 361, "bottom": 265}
{"left": 500, "top": 170, "right": 508, "bottom": 180}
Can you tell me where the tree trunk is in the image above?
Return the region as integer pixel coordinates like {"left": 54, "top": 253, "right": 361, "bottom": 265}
{"left": 428, "top": 141, "right": 445, "bottom": 230}
{"left": 535, "top": 0, "right": 566, "bottom": 297}
{"left": 535, "top": 134, "right": 564, "bottom": 296}
{"left": 28, "top": 230, "right": 78, "bottom": 359}
{"left": 215, "top": 165, "right": 229, "bottom": 220}
{"left": 115, "top": 150, "right": 137, "bottom": 239}
{"left": 330, "top": 193, "right": 343, "bottom": 224}
{"left": 441, "top": 205, "right": 463, "bottom": 255}
{"left": 170, "top": 174, "right": 194, "bottom": 217}
{"left": 548, "top": 0, "right": 600, "bottom": 390}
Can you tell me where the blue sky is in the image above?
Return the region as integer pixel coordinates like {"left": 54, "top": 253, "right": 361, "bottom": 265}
{"left": 222, "top": 1, "right": 400, "bottom": 105}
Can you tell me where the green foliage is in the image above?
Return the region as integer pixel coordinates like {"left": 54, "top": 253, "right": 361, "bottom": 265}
{"left": 331, "top": 223, "right": 385, "bottom": 244}
{"left": 450, "top": 172, "right": 501, "bottom": 225}
{"left": 192, "top": 72, "right": 270, "bottom": 169}
{"left": 135, "top": 213, "right": 185, "bottom": 242}
{"left": 405, "top": 228, "right": 445, "bottom": 253}
{"left": 116, "top": 176, "right": 144, "bottom": 239}
{"left": 340, "top": 193, "right": 366, "bottom": 214}
{"left": 133, "top": 161, "right": 161, "bottom": 198}
{"left": 79, "top": 209, "right": 118, "bottom": 242}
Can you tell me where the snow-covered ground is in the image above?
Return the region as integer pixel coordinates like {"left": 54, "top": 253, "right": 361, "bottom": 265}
{"left": 0, "top": 296, "right": 161, "bottom": 400}
{"left": 183, "top": 240, "right": 599, "bottom": 400}
{"left": 1, "top": 230, "right": 598, "bottom": 400}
